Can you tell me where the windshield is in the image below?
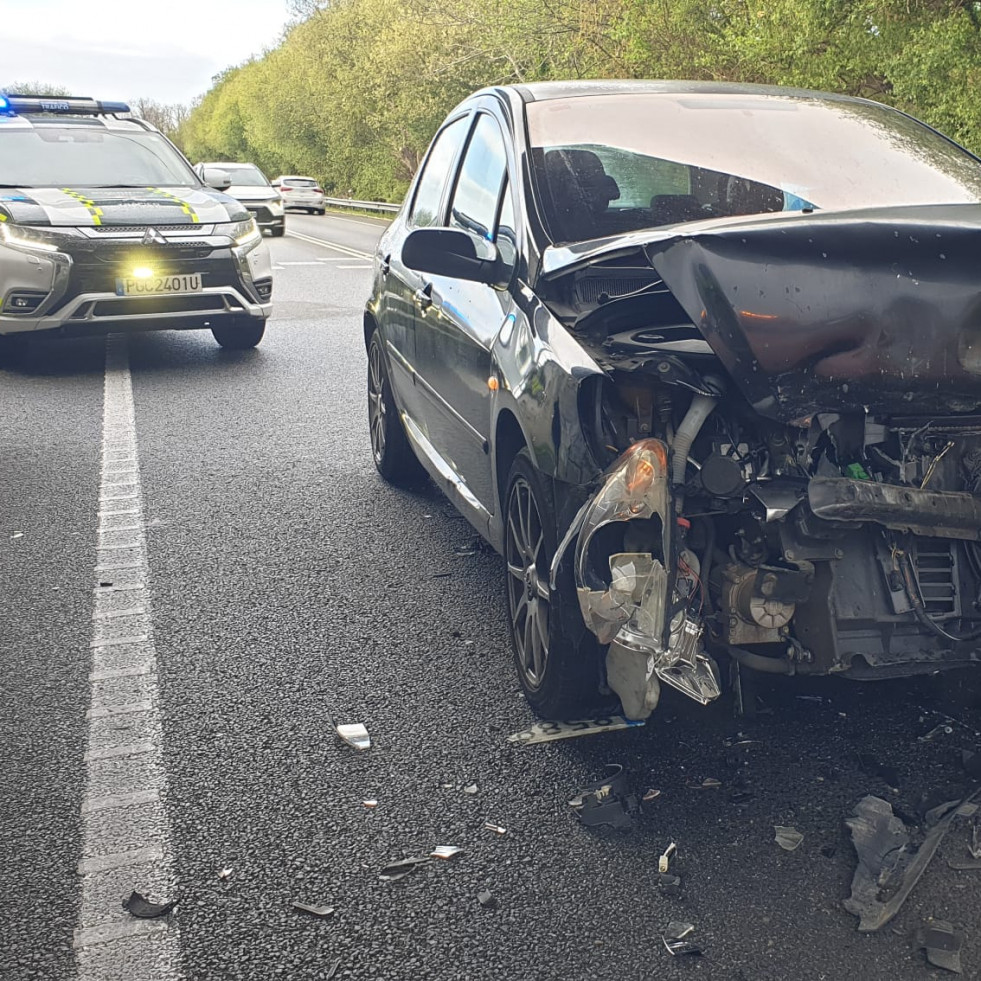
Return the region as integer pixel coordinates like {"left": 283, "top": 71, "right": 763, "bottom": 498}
{"left": 221, "top": 166, "right": 270, "bottom": 187}
{"left": 527, "top": 93, "right": 981, "bottom": 244}
{"left": 0, "top": 124, "right": 198, "bottom": 187}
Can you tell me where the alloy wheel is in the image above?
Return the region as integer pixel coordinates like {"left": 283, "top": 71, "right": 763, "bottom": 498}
{"left": 506, "top": 475, "right": 551, "bottom": 689}
{"left": 368, "top": 341, "right": 387, "bottom": 464}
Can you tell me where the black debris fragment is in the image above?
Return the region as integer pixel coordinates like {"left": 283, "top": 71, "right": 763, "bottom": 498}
{"left": 658, "top": 873, "right": 682, "bottom": 897}
{"left": 844, "top": 791, "right": 981, "bottom": 931}
{"left": 122, "top": 891, "right": 177, "bottom": 918}
{"left": 325, "top": 958, "right": 342, "bottom": 980}
{"left": 917, "top": 920, "right": 964, "bottom": 974}
{"left": 379, "top": 857, "right": 431, "bottom": 882}
{"left": 478, "top": 890, "right": 497, "bottom": 909}
{"left": 570, "top": 764, "right": 638, "bottom": 830}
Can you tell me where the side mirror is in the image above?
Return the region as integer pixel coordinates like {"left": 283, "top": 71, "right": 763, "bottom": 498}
{"left": 201, "top": 167, "right": 232, "bottom": 191}
{"left": 402, "top": 228, "right": 506, "bottom": 288}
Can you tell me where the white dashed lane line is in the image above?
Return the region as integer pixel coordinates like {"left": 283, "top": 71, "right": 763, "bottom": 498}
{"left": 74, "top": 334, "right": 183, "bottom": 980}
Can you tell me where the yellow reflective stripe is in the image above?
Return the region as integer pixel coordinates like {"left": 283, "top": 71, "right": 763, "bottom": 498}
{"left": 61, "top": 188, "right": 103, "bottom": 226}
{"left": 147, "top": 187, "right": 199, "bottom": 223}
{"left": 0, "top": 213, "right": 7, "bottom": 221}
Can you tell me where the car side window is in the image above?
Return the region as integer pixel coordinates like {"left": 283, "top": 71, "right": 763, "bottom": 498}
{"left": 448, "top": 113, "right": 509, "bottom": 241}
{"left": 409, "top": 116, "right": 470, "bottom": 228}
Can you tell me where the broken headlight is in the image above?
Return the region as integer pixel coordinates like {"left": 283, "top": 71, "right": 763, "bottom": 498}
{"left": 574, "top": 438, "right": 721, "bottom": 710}
{"left": 574, "top": 439, "right": 671, "bottom": 649}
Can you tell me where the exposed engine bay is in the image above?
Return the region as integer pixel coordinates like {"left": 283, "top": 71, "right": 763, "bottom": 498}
{"left": 543, "top": 213, "right": 981, "bottom": 719}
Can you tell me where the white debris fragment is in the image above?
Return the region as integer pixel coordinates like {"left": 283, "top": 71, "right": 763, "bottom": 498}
{"left": 430, "top": 845, "right": 463, "bottom": 860}
{"left": 335, "top": 723, "right": 371, "bottom": 750}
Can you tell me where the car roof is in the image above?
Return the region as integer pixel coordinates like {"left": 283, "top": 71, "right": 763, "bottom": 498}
{"left": 478, "top": 78, "right": 876, "bottom": 107}
{"left": 0, "top": 113, "right": 156, "bottom": 133}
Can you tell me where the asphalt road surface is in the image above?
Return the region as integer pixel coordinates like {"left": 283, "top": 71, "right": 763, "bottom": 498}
{"left": 2, "top": 210, "right": 981, "bottom": 981}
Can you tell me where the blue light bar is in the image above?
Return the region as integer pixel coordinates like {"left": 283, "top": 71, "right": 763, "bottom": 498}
{"left": 4, "top": 94, "right": 131, "bottom": 116}
{"left": 0, "top": 94, "right": 11, "bottom": 115}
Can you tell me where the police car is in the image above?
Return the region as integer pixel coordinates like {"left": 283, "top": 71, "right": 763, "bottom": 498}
{"left": 0, "top": 94, "right": 272, "bottom": 350}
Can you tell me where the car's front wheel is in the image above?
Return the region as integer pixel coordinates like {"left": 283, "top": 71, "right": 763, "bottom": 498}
{"left": 505, "top": 449, "right": 598, "bottom": 718}
{"left": 367, "top": 330, "right": 424, "bottom": 485}
{"left": 211, "top": 317, "right": 265, "bottom": 349}
{"left": 270, "top": 222, "right": 286, "bottom": 238}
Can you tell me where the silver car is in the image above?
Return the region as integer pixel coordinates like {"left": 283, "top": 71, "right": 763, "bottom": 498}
{"left": 274, "top": 176, "right": 326, "bottom": 215}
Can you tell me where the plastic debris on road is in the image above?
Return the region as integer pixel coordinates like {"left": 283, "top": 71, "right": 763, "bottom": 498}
{"left": 508, "top": 716, "right": 644, "bottom": 746}
{"left": 325, "top": 958, "right": 341, "bottom": 980}
{"left": 774, "top": 826, "right": 804, "bottom": 851}
{"left": 658, "top": 842, "right": 677, "bottom": 874}
{"left": 122, "top": 891, "right": 177, "bottom": 918}
{"left": 335, "top": 723, "right": 371, "bottom": 751}
{"left": 844, "top": 791, "right": 981, "bottom": 931}
{"left": 643, "top": 789, "right": 661, "bottom": 802}
{"left": 217, "top": 868, "right": 233, "bottom": 880}
{"left": 10, "top": 532, "right": 23, "bottom": 540}
{"left": 292, "top": 901, "right": 335, "bottom": 918}
{"left": 379, "top": 857, "right": 431, "bottom": 882}
{"left": 483, "top": 822, "right": 507, "bottom": 835}
{"left": 662, "top": 921, "right": 701, "bottom": 956}
{"left": 918, "top": 920, "right": 964, "bottom": 973}
{"left": 362, "top": 799, "right": 378, "bottom": 808}
{"left": 463, "top": 783, "right": 478, "bottom": 795}
{"left": 430, "top": 845, "right": 463, "bottom": 860}
{"left": 569, "top": 764, "right": 638, "bottom": 829}
{"left": 658, "top": 873, "right": 682, "bottom": 897}
{"left": 478, "top": 889, "right": 497, "bottom": 909}
{"left": 919, "top": 723, "right": 954, "bottom": 742}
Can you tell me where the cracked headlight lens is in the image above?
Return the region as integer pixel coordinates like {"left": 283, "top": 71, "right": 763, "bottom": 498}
{"left": 220, "top": 218, "right": 261, "bottom": 249}
{"left": 575, "top": 439, "right": 672, "bottom": 648}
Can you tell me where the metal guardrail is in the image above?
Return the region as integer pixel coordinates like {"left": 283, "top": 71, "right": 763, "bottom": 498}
{"left": 323, "top": 196, "right": 400, "bottom": 215}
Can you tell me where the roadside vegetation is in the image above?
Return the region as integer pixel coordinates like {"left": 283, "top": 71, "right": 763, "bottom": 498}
{"left": 19, "top": 1, "right": 981, "bottom": 203}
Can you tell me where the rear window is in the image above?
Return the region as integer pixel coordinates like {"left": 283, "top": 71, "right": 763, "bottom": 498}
{"left": 0, "top": 124, "right": 197, "bottom": 187}
{"left": 221, "top": 166, "right": 270, "bottom": 187}
{"left": 282, "top": 178, "right": 317, "bottom": 188}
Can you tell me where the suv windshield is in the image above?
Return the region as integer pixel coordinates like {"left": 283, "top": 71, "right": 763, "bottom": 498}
{"left": 0, "top": 124, "right": 198, "bottom": 187}
{"left": 222, "top": 166, "right": 270, "bottom": 187}
{"left": 527, "top": 93, "right": 981, "bottom": 243}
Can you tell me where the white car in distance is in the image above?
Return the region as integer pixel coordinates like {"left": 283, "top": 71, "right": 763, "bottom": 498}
{"left": 274, "top": 176, "right": 327, "bottom": 215}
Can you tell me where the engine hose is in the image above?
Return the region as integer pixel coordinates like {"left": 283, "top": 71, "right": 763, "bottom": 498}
{"left": 726, "top": 644, "right": 796, "bottom": 675}
{"left": 672, "top": 393, "right": 718, "bottom": 485}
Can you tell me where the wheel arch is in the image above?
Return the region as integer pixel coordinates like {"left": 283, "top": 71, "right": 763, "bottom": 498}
{"left": 363, "top": 309, "right": 378, "bottom": 351}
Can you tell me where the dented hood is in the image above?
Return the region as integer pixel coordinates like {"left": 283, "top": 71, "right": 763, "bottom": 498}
{"left": 549, "top": 204, "right": 981, "bottom": 421}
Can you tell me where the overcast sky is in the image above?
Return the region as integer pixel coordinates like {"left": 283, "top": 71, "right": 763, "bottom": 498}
{"left": 0, "top": 0, "right": 295, "bottom": 106}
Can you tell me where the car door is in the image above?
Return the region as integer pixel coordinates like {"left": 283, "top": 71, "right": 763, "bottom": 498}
{"left": 379, "top": 113, "right": 471, "bottom": 425}
{"left": 411, "top": 111, "right": 517, "bottom": 512}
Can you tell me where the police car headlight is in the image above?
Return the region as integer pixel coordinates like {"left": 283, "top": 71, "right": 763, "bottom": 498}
{"left": 221, "top": 218, "right": 262, "bottom": 250}
{"left": 0, "top": 222, "right": 72, "bottom": 254}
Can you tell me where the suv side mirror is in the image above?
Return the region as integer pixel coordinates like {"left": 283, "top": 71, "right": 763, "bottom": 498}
{"left": 402, "top": 228, "right": 506, "bottom": 288}
{"left": 201, "top": 167, "right": 232, "bottom": 191}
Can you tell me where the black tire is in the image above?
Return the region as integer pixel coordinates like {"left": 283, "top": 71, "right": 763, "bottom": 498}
{"left": 270, "top": 222, "right": 286, "bottom": 238}
{"left": 316, "top": 209, "right": 326, "bottom": 216}
{"left": 367, "top": 330, "right": 425, "bottom": 485}
{"left": 211, "top": 317, "right": 265, "bottom": 349}
{"left": 505, "top": 449, "right": 599, "bottom": 717}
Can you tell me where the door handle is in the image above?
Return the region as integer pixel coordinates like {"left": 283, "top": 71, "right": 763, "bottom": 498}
{"left": 380, "top": 253, "right": 391, "bottom": 276}
{"left": 414, "top": 282, "right": 433, "bottom": 311}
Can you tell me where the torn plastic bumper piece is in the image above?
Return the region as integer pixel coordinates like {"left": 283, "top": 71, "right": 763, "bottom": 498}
{"left": 572, "top": 439, "right": 720, "bottom": 717}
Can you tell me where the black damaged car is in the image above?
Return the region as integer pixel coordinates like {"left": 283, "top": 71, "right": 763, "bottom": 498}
{"left": 364, "top": 80, "right": 981, "bottom": 720}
